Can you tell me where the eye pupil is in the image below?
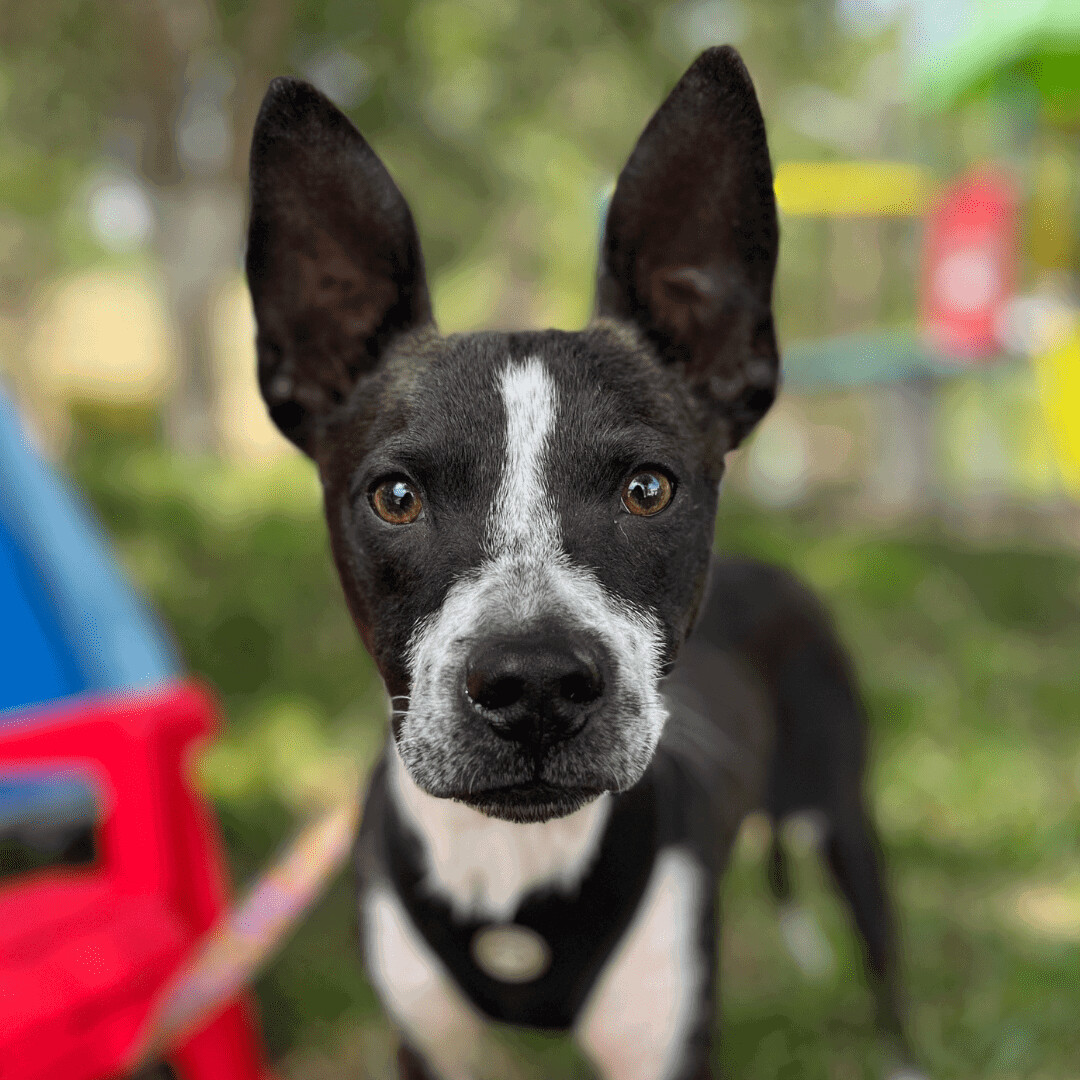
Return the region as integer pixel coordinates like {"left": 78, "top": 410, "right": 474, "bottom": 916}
{"left": 371, "top": 477, "right": 422, "bottom": 524}
{"left": 622, "top": 470, "right": 673, "bottom": 516}
{"left": 631, "top": 476, "right": 660, "bottom": 503}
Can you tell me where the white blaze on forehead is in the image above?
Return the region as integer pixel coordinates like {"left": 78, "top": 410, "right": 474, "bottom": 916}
{"left": 491, "top": 356, "right": 559, "bottom": 554}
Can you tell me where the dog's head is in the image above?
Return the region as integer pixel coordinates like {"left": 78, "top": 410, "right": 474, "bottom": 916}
{"left": 246, "top": 47, "right": 778, "bottom": 823}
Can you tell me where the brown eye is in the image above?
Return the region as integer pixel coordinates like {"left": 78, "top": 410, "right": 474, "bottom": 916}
{"left": 621, "top": 470, "right": 673, "bottom": 517}
{"left": 371, "top": 476, "right": 423, "bottom": 524}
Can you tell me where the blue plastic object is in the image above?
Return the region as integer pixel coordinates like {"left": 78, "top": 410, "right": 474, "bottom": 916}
{"left": 0, "top": 382, "right": 180, "bottom": 829}
{"left": 0, "top": 515, "right": 83, "bottom": 709}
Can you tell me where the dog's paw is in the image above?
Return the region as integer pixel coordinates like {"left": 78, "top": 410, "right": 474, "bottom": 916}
{"left": 777, "top": 904, "right": 835, "bottom": 980}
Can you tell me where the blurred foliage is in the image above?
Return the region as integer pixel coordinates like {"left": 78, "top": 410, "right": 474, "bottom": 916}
{"left": 0, "top": 0, "right": 910, "bottom": 337}
{"left": 70, "top": 426, "right": 1080, "bottom": 1078}
{"left": 5, "top": 1, "right": 1079, "bottom": 1076}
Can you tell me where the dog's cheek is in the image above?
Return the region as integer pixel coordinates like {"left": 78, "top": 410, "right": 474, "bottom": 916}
{"left": 326, "top": 530, "right": 377, "bottom": 654}
{"left": 611, "top": 545, "right": 702, "bottom": 670}
{"left": 652, "top": 482, "right": 718, "bottom": 652}
{"left": 323, "top": 494, "right": 423, "bottom": 690}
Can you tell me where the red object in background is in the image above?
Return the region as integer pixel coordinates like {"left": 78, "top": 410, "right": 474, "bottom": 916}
{"left": 920, "top": 169, "right": 1019, "bottom": 361}
{"left": 0, "top": 683, "right": 270, "bottom": 1080}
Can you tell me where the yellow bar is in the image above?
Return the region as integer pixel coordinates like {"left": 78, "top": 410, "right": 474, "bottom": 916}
{"left": 1032, "top": 327, "right": 1080, "bottom": 496}
{"left": 774, "top": 161, "right": 934, "bottom": 217}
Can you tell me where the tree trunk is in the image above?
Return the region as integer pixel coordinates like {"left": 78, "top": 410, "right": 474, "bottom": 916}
{"left": 157, "top": 185, "right": 244, "bottom": 453}
{"left": 131, "top": 0, "right": 294, "bottom": 454}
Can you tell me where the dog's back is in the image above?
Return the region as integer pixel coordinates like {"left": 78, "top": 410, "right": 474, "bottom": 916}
{"left": 675, "top": 555, "right": 905, "bottom": 1045}
{"left": 686, "top": 555, "right": 869, "bottom": 820}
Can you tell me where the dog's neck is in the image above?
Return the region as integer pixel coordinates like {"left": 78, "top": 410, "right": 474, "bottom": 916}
{"left": 387, "top": 748, "right": 612, "bottom": 922}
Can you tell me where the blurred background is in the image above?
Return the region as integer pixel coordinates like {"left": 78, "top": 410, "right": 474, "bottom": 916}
{"left": 0, "top": 0, "right": 1078, "bottom": 1077}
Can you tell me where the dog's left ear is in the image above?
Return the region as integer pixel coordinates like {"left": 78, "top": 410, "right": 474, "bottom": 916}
{"left": 246, "top": 78, "right": 432, "bottom": 454}
{"left": 596, "top": 46, "right": 779, "bottom": 455}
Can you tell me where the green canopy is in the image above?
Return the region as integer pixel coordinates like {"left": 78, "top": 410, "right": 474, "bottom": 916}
{"left": 915, "top": 0, "right": 1080, "bottom": 117}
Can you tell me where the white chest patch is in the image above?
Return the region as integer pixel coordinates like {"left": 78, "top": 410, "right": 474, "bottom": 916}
{"left": 576, "top": 847, "right": 707, "bottom": 1080}
{"left": 391, "top": 750, "right": 612, "bottom": 921}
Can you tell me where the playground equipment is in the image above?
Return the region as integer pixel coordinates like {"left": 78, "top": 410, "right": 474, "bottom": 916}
{"left": 0, "top": 384, "right": 271, "bottom": 1079}
{"left": 771, "top": 156, "right": 1079, "bottom": 502}
{"left": 0, "top": 684, "right": 269, "bottom": 1080}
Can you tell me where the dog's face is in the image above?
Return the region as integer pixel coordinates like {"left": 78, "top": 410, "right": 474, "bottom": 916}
{"left": 246, "top": 47, "right": 779, "bottom": 823}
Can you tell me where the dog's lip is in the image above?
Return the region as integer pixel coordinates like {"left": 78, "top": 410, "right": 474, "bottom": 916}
{"left": 453, "top": 779, "right": 603, "bottom": 800}
{"left": 449, "top": 780, "right": 605, "bottom": 822}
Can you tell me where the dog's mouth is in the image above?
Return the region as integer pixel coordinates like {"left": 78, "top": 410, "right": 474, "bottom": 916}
{"left": 452, "top": 780, "right": 605, "bottom": 823}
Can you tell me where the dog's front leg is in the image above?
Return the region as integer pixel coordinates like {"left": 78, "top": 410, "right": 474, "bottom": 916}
{"left": 575, "top": 847, "right": 719, "bottom": 1080}
{"left": 363, "top": 885, "right": 488, "bottom": 1080}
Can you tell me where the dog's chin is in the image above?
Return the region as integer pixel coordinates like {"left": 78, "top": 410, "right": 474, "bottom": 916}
{"left": 453, "top": 782, "right": 604, "bottom": 824}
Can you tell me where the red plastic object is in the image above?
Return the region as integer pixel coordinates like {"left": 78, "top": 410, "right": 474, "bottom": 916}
{"left": 0, "top": 682, "right": 270, "bottom": 1080}
{"left": 920, "top": 168, "right": 1019, "bottom": 361}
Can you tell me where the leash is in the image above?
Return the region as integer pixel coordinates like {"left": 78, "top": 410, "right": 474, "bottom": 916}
{"left": 125, "top": 786, "right": 363, "bottom": 1071}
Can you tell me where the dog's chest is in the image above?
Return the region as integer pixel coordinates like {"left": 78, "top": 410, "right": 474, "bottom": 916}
{"left": 359, "top": 756, "right": 710, "bottom": 1079}
{"left": 363, "top": 850, "right": 707, "bottom": 1080}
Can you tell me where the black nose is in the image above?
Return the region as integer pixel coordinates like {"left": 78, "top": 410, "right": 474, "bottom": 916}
{"left": 465, "top": 636, "right": 605, "bottom": 748}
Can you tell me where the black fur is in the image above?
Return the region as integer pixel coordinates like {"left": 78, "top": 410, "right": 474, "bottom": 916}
{"left": 314, "top": 326, "right": 719, "bottom": 710}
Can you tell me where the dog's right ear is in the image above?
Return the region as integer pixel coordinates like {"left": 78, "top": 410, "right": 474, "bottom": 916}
{"left": 246, "top": 78, "right": 432, "bottom": 454}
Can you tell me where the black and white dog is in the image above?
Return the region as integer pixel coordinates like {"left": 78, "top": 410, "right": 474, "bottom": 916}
{"left": 245, "top": 47, "right": 914, "bottom": 1080}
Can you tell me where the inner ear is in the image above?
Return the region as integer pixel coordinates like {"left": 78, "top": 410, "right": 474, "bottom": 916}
{"left": 648, "top": 266, "right": 730, "bottom": 351}
{"left": 246, "top": 77, "right": 433, "bottom": 455}
{"left": 596, "top": 46, "right": 780, "bottom": 454}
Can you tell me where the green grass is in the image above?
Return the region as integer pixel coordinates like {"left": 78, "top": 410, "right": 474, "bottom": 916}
{"left": 71, "top": 435, "right": 1080, "bottom": 1079}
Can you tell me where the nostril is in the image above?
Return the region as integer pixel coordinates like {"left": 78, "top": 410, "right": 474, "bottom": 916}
{"left": 467, "top": 670, "right": 525, "bottom": 711}
{"left": 559, "top": 666, "right": 603, "bottom": 705}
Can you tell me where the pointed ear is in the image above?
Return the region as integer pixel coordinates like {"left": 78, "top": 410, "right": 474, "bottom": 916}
{"left": 246, "top": 78, "right": 433, "bottom": 453}
{"left": 596, "top": 47, "right": 779, "bottom": 454}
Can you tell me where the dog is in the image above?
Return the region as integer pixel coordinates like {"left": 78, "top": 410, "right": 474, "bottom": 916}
{"left": 244, "top": 46, "right": 915, "bottom": 1080}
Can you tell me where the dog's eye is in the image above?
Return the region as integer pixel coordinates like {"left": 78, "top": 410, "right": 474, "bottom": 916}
{"left": 370, "top": 476, "right": 423, "bottom": 524}
{"left": 621, "top": 470, "right": 674, "bottom": 517}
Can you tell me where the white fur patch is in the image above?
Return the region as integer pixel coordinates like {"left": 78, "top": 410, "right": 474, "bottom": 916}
{"left": 490, "top": 356, "right": 558, "bottom": 554}
{"left": 576, "top": 847, "right": 707, "bottom": 1080}
{"left": 390, "top": 748, "right": 612, "bottom": 921}
{"left": 363, "top": 883, "right": 487, "bottom": 1080}
{"left": 398, "top": 356, "right": 668, "bottom": 793}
